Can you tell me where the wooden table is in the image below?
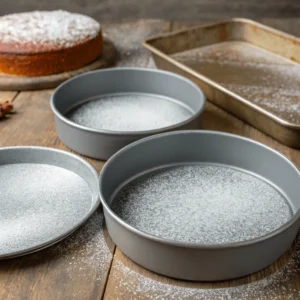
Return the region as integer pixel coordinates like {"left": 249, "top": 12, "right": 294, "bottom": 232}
{"left": 1, "top": 19, "right": 300, "bottom": 300}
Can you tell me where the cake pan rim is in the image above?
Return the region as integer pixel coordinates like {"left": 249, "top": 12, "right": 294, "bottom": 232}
{"left": 0, "top": 145, "right": 100, "bottom": 259}
{"left": 99, "top": 130, "right": 300, "bottom": 249}
{"left": 50, "top": 67, "right": 206, "bottom": 136}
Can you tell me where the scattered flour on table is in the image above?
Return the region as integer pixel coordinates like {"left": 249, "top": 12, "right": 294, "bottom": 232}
{"left": 112, "top": 164, "right": 292, "bottom": 244}
{"left": 112, "top": 243, "right": 300, "bottom": 300}
{"left": 52, "top": 211, "right": 112, "bottom": 280}
{"left": 102, "top": 20, "right": 161, "bottom": 68}
{"left": 0, "top": 10, "right": 100, "bottom": 48}
{"left": 67, "top": 93, "right": 193, "bottom": 132}
{"left": 172, "top": 41, "right": 300, "bottom": 124}
{"left": 0, "top": 163, "right": 93, "bottom": 255}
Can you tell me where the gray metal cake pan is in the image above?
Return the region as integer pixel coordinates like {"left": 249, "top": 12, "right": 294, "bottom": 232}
{"left": 99, "top": 130, "right": 300, "bottom": 281}
{"left": 50, "top": 68, "right": 205, "bottom": 160}
{"left": 0, "top": 146, "right": 99, "bottom": 259}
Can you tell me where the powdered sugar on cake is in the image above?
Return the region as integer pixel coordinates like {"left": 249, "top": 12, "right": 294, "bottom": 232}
{"left": 0, "top": 10, "right": 101, "bottom": 51}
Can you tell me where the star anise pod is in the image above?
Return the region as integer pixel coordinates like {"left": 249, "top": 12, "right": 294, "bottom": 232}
{"left": 0, "top": 100, "right": 14, "bottom": 119}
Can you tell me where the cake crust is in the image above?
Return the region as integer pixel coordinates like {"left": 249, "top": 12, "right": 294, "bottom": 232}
{"left": 0, "top": 10, "right": 103, "bottom": 76}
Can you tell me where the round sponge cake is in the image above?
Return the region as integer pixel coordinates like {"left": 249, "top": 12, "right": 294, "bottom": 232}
{"left": 0, "top": 10, "right": 103, "bottom": 76}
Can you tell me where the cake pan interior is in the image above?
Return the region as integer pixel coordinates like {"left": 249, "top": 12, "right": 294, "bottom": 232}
{"left": 0, "top": 146, "right": 99, "bottom": 259}
{"left": 51, "top": 68, "right": 205, "bottom": 160}
{"left": 100, "top": 131, "right": 300, "bottom": 281}
{"left": 52, "top": 68, "right": 204, "bottom": 133}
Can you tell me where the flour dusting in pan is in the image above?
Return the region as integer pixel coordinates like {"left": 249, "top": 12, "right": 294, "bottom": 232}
{"left": 112, "top": 164, "right": 292, "bottom": 244}
{"left": 67, "top": 93, "right": 193, "bottom": 132}
{"left": 172, "top": 41, "right": 300, "bottom": 124}
{"left": 0, "top": 163, "right": 92, "bottom": 255}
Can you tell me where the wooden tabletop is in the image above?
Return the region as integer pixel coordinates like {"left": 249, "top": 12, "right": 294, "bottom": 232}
{"left": 0, "top": 19, "right": 300, "bottom": 300}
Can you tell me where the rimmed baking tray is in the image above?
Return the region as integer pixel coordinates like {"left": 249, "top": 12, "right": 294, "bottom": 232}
{"left": 100, "top": 130, "right": 300, "bottom": 281}
{"left": 51, "top": 67, "right": 205, "bottom": 160}
{"left": 0, "top": 146, "right": 99, "bottom": 259}
{"left": 144, "top": 19, "right": 300, "bottom": 148}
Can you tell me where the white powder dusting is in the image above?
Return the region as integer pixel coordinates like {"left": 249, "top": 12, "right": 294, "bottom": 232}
{"left": 112, "top": 164, "right": 292, "bottom": 244}
{"left": 0, "top": 10, "right": 100, "bottom": 49}
{"left": 172, "top": 41, "right": 300, "bottom": 124}
{"left": 52, "top": 211, "right": 112, "bottom": 280}
{"left": 102, "top": 20, "right": 163, "bottom": 68}
{"left": 112, "top": 241, "right": 300, "bottom": 300}
{"left": 222, "top": 83, "right": 300, "bottom": 124}
{"left": 0, "top": 163, "right": 93, "bottom": 256}
{"left": 67, "top": 93, "right": 193, "bottom": 132}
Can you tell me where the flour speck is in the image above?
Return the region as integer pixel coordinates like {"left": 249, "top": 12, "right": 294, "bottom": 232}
{"left": 172, "top": 41, "right": 300, "bottom": 124}
{"left": 112, "top": 164, "right": 292, "bottom": 244}
{"left": 67, "top": 93, "right": 193, "bottom": 132}
{"left": 53, "top": 211, "right": 113, "bottom": 280}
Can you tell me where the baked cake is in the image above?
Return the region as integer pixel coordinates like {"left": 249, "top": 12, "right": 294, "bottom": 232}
{"left": 0, "top": 10, "right": 103, "bottom": 76}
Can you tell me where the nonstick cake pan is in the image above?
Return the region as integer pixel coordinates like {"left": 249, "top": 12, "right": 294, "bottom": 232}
{"left": 99, "top": 130, "right": 300, "bottom": 281}
{"left": 0, "top": 146, "right": 99, "bottom": 259}
{"left": 51, "top": 68, "right": 205, "bottom": 160}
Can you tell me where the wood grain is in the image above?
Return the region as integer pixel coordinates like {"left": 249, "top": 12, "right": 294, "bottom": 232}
{"left": 104, "top": 244, "right": 299, "bottom": 300}
{"left": 0, "top": 40, "right": 117, "bottom": 91}
{"left": 0, "top": 89, "right": 111, "bottom": 300}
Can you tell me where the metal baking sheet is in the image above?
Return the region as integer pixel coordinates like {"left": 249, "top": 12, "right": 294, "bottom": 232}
{"left": 144, "top": 19, "right": 300, "bottom": 148}
{"left": 100, "top": 130, "right": 300, "bottom": 281}
{"left": 0, "top": 146, "right": 99, "bottom": 259}
{"left": 51, "top": 67, "right": 205, "bottom": 160}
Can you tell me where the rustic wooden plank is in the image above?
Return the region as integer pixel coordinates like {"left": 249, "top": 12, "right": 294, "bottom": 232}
{"left": 0, "top": 89, "right": 105, "bottom": 170}
{"left": 0, "top": 20, "right": 170, "bottom": 300}
{"left": 104, "top": 244, "right": 299, "bottom": 300}
{"left": 0, "top": 91, "right": 18, "bottom": 102}
{"left": 104, "top": 19, "right": 300, "bottom": 299}
{"left": 0, "top": 208, "right": 114, "bottom": 300}
{"left": 0, "top": 89, "right": 112, "bottom": 300}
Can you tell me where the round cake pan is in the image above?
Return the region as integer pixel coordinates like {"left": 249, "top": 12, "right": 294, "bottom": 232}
{"left": 50, "top": 67, "right": 205, "bottom": 160}
{"left": 99, "top": 131, "right": 300, "bottom": 281}
{"left": 0, "top": 146, "right": 99, "bottom": 259}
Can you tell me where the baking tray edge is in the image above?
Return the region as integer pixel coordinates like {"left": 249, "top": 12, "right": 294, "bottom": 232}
{"left": 143, "top": 18, "right": 300, "bottom": 148}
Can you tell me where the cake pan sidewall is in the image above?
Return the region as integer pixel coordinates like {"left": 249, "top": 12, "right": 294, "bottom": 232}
{"left": 50, "top": 67, "right": 205, "bottom": 159}
{"left": 53, "top": 111, "right": 201, "bottom": 160}
{"left": 99, "top": 130, "right": 300, "bottom": 280}
{"left": 103, "top": 202, "right": 299, "bottom": 281}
